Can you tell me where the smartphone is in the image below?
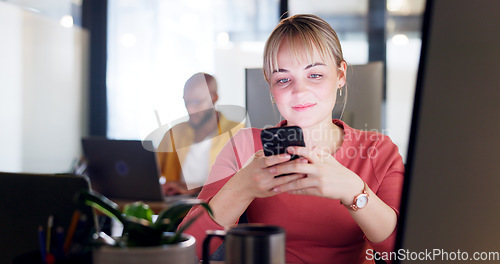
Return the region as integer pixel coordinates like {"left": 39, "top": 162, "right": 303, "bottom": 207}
{"left": 260, "top": 126, "right": 306, "bottom": 177}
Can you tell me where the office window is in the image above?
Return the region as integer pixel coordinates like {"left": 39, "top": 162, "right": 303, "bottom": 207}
{"left": 107, "top": 0, "right": 278, "bottom": 141}
{"left": 289, "top": 0, "right": 370, "bottom": 64}
{"left": 1, "top": 0, "right": 81, "bottom": 26}
{"left": 385, "top": 0, "right": 425, "bottom": 160}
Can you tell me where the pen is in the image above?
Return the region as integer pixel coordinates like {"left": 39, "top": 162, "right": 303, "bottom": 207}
{"left": 74, "top": 214, "right": 88, "bottom": 241}
{"left": 64, "top": 210, "right": 81, "bottom": 254}
{"left": 46, "top": 215, "right": 55, "bottom": 264}
{"left": 56, "top": 226, "right": 64, "bottom": 259}
{"left": 38, "top": 226, "right": 46, "bottom": 262}
{"left": 67, "top": 214, "right": 88, "bottom": 255}
{"left": 46, "top": 215, "right": 53, "bottom": 253}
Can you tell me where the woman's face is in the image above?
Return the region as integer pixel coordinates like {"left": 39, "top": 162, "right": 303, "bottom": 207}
{"left": 270, "top": 40, "right": 346, "bottom": 129}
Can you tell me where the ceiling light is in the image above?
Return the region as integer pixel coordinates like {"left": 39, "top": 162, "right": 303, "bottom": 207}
{"left": 60, "top": 15, "right": 74, "bottom": 28}
{"left": 392, "top": 34, "right": 409, "bottom": 46}
{"left": 216, "top": 32, "right": 230, "bottom": 46}
{"left": 387, "top": 0, "right": 405, "bottom": 12}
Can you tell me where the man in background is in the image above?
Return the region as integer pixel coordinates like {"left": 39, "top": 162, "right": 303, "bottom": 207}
{"left": 157, "top": 72, "right": 244, "bottom": 195}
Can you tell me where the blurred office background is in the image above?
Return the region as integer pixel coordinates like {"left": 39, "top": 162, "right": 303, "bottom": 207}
{"left": 0, "top": 0, "right": 424, "bottom": 173}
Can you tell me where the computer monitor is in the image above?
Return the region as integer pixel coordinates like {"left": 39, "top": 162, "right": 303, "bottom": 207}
{"left": 0, "top": 173, "right": 96, "bottom": 264}
{"left": 397, "top": 0, "right": 500, "bottom": 263}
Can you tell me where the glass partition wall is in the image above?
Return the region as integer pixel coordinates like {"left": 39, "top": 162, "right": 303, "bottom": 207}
{"left": 0, "top": 0, "right": 424, "bottom": 174}
{"left": 106, "top": 0, "right": 279, "bottom": 142}
{"left": 0, "top": 0, "right": 88, "bottom": 173}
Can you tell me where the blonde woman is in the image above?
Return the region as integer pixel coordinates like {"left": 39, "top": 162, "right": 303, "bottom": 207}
{"left": 181, "top": 14, "right": 404, "bottom": 264}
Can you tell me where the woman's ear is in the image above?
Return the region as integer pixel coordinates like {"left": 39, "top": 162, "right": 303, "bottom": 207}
{"left": 337, "top": 60, "right": 347, "bottom": 86}
{"left": 211, "top": 93, "right": 219, "bottom": 105}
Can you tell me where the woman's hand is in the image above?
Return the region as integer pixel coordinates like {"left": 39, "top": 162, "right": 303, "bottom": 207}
{"left": 209, "top": 149, "right": 307, "bottom": 228}
{"left": 278, "top": 146, "right": 399, "bottom": 243}
{"left": 227, "top": 150, "right": 308, "bottom": 201}
{"left": 272, "top": 146, "right": 364, "bottom": 203}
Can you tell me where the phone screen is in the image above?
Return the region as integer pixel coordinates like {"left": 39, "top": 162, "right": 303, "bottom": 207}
{"left": 260, "top": 126, "right": 305, "bottom": 161}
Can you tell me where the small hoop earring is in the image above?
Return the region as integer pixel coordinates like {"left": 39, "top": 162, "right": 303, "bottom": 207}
{"left": 339, "top": 86, "right": 342, "bottom": 96}
{"left": 270, "top": 94, "right": 275, "bottom": 104}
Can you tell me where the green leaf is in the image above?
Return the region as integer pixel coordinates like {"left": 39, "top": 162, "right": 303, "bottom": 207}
{"left": 76, "top": 190, "right": 125, "bottom": 224}
{"left": 167, "top": 210, "right": 203, "bottom": 244}
{"left": 123, "top": 202, "right": 153, "bottom": 223}
{"left": 154, "top": 199, "right": 212, "bottom": 232}
{"left": 76, "top": 191, "right": 212, "bottom": 246}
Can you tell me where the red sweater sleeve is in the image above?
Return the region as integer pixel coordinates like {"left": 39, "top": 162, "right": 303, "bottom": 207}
{"left": 179, "top": 179, "right": 229, "bottom": 259}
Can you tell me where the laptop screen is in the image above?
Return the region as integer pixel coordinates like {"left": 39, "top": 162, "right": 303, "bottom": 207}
{"left": 81, "top": 138, "right": 164, "bottom": 201}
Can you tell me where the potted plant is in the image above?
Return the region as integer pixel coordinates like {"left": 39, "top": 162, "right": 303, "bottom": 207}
{"left": 76, "top": 190, "right": 212, "bottom": 264}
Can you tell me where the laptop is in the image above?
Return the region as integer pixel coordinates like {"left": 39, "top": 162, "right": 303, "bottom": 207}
{"left": 81, "top": 138, "right": 165, "bottom": 201}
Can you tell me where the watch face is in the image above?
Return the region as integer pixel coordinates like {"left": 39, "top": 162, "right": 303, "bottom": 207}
{"left": 356, "top": 194, "right": 368, "bottom": 208}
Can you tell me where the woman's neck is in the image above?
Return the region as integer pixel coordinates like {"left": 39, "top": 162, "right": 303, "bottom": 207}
{"left": 301, "top": 119, "right": 344, "bottom": 155}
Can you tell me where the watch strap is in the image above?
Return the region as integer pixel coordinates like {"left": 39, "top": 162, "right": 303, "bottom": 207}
{"left": 341, "top": 181, "right": 369, "bottom": 211}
